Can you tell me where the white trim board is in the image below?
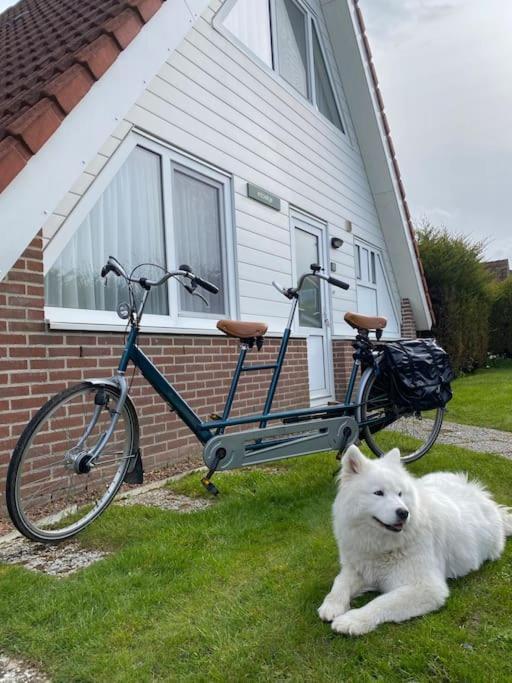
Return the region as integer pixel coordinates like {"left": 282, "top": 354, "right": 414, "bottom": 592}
{"left": 320, "top": 0, "right": 432, "bottom": 330}
{"left": 0, "top": 0, "right": 211, "bottom": 281}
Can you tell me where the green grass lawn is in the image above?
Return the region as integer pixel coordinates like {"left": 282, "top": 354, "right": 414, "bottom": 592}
{"left": 1, "top": 442, "right": 511, "bottom": 682}
{"left": 447, "top": 358, "right": 512, "bottom": 432}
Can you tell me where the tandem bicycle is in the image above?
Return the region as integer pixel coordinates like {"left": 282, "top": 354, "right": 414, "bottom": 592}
{"left": 6, "top": 257, "right": 444, "bottom": 542}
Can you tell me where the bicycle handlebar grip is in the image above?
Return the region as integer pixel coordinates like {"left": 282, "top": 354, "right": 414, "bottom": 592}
{"left": 328, "top": 276, "right": 350, "bottom": 290}
{"left": 194, "top": 276, "right": 219, "bottom": 295}
{"left": 101, "top": 263, "right": 119, "bottom": 278}
{"left": 101, "top": 257, "right": 125, "bottom": 279}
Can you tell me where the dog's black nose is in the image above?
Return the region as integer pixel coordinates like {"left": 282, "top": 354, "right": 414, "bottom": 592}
{"left": 396, "top": 508, "right": 409, "bottom": 520}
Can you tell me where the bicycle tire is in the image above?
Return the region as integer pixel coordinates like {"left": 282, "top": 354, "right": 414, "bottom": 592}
{"left": 6, "top": 381, "right": 139, "bottom": 543}
{"left": 359, "top": 368, "right": 444, "bottom": 464}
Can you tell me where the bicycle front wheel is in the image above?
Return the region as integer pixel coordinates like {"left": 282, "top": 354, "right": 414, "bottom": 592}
{"left": 6, "top": 382, "right": 138, "bottom": 543}
{"left": 359, "top": 369, "right": 444, "bottom": 464}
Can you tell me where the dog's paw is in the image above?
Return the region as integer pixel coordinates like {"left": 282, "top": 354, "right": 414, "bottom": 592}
{"left": 331, "top": 610, "right": 375, "bottom": 636}
{"left": 318, "top": 597, "right": 347, "bottom": 622}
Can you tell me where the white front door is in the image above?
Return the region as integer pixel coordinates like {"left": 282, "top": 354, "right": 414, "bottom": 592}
{"left": 292, "top": 214, "right": 334, "bottom": 405}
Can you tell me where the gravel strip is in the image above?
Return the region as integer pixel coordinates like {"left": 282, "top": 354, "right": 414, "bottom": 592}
{"left": 0, "top": 539, "right": 108, "bottom": 576}
{"left": 438, "top": 421, "right": 512, "bottom": 459}
{"left": 388, "top": 419, "right": 512, "bottom": 460}
{"left": 117, "top": 488, "right": 211, "bottom": 512}
{"left": 0, "top": 656, "right": 49, "bottom": 683}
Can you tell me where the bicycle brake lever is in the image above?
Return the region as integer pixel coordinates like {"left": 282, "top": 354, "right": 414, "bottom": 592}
{"left": 177, "top": 278, "right": 209, "bottom": 307}
{"left": 191, "top": 290, "right": 209, "bottom": 307}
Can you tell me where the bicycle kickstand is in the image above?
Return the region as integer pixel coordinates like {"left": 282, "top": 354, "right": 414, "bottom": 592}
{"left": 201, "top": 447, "right": 226, "bottom": 496}
{"left": 333, "top": 426, "right": 355, "bottom": 476}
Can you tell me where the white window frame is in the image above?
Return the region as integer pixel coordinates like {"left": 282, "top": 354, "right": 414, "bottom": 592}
{"left": 353, "top": 237, "right": 401, "bottom": 336}
{"left": 43, "top": 131, "right": 238, "bottom": 333}
{"left": 214, "top": 0, "right": 346, "bottom": 135}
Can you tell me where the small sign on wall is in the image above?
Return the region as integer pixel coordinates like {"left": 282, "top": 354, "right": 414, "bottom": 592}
{"left": 247, "top": 183, "right": 281, "bottom": 211}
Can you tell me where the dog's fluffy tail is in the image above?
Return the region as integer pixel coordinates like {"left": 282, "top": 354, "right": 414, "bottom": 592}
{"left": 500, "top": 507, "right": 512, "bottom": 536}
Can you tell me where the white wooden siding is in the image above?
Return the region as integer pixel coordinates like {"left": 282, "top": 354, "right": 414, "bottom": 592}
{"left": 41, "top": 0, "right": 403, "bottom": 338}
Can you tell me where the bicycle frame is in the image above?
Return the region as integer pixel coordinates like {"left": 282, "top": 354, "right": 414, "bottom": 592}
{"left": 94, "top": 265, "right": 380, "bottom": 475}
{"left": 116, "top": 296, "right": 363, "bottom": 447}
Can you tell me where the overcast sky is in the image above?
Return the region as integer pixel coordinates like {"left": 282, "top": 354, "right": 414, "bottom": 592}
{"left": 0, "top": 0, "right": 16, "bottom": 11}
{"left": 1, "top": 0, "right": 510, "bottom": 260}
{"left": 360, "top": 0, "right": 512, "bottom": 261}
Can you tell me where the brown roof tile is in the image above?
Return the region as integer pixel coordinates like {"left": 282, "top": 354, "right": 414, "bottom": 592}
{"left": 0, "top": 0, "right": 166, "bottom": 193}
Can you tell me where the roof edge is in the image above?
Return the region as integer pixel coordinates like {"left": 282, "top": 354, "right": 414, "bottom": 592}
{"left": 0, "top": 0, "right": 210, "bottom": 281}
{"left": 351, "top": 0, "right": 434, "bottom": 323}
{"left": 0, "top": 0, "right": 166, "bottom": 195}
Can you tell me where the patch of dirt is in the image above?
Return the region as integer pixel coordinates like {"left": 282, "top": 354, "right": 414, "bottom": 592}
{"left": 0, "top": 538, "right": 108, "bottom": 576}
{"left": 0, "top": 655, "right": 49, "bottom": 682}
{"left": 0, "top": 519, "right": 13, "bottom": 537}
{"left": 120, "top": 457, "right": 203, "bottom": 493}
{"left": 117, "top": 488, "right": 211, "bottom": 513}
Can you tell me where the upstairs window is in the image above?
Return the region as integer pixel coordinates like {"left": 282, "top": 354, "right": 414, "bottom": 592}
{"left": 275, "top": 0, "right": 309, "bottom": 98}
{"left": 223, "top": 0, "right": 272, "bottom": 67}
{"left": 312, "top": 23, "right": 343, "bottom": 130}
{"left": 219, "top": 0, "right": 345, "bottom": 133}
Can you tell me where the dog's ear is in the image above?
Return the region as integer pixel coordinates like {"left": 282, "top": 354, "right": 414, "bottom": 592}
{"left": 342, "top": 444, "right": 368, "bottom": 476}
{"left": 384, "top": 447, "right": 401, "bottom": 466}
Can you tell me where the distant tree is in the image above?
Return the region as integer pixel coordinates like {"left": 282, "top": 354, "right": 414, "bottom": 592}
{"left": 416, "top": 223, "right": 493, "bottom": 374}
{"left": 489, "top": 276, "right": 512, "bottom": 356}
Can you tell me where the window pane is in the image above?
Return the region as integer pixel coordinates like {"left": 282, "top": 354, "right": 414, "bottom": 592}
{"left": 45, "top": 146, "right": 168, "bottom": 315}
{"left": 312, "top": 24, "right": 344, "bottom": 131}
{"left": 296, "top": 228, "right": 322, "bottom": 328}
{"left": 276, "top": 0, "right": 309, "bottom": 98}
{"left": 224, "top": 0, "right": 272, "bottom": 67}
{"left": 355, "top": 245, "right": 361, "bottom": 279}
{"left": 172, "top": 169, "right": 226, "bottom": 316}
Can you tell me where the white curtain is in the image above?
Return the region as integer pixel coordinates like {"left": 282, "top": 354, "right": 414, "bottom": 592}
{"left": 46, "top": 146, "right": 168, "bottom": 316}
{"left": 172, "top": 168, "right": 226, "bottom": 315}
{"left": 312, "top": 24, "right": 343, "bottom": 131}
{"left": 224, "top": 0, "right": 272, "bottom": 67}
{"left": 276, "top": 0, "right": 308, "bottom": 98}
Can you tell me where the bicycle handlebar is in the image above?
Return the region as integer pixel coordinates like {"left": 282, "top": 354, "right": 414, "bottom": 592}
{"left": 272, "top": 265, "right": 350, "bottom": 300}
{"left": 326, "top": 275, "right": 350, "bottom": 290}
{"left": 101, "top": 257, "right": 219, "bottom": 295}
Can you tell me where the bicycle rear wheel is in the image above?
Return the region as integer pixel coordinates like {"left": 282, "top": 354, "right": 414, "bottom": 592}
{"left": 6, "top": 382, "right": 138, "bottom": 543}
{"left": 359, "top": 369, "right": 444, "bottom": 464}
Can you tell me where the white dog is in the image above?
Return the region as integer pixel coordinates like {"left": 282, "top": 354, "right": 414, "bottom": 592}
{"left": 318, "top": 444, "right": 512, "bottom": 635}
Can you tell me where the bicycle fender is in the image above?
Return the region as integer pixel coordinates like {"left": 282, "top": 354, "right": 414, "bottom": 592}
{"left": 85, "top": 377, "right": 141, "bottom": 475}
{"left": 355, "top": 366, "right": 374, "bottom": 427}
{"left": 85, "top": 377, "right": 138, "bottom": 418}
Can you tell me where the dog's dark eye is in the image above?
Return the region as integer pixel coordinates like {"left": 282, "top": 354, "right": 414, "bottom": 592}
{"left": 398, "top": 491, "right": 403, "bottom": 497}
{"left": 373, "top": 490, "right": 384, "bottom": 496}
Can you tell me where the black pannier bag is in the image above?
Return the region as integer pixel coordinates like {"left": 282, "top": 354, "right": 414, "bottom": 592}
{"left": 379, "top": 339, "right": 455, "bottom": 411}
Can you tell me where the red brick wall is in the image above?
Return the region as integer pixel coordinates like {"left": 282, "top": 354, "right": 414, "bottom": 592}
{"left": 400, "top": 298, "right": 417, "bottom": 339}
{"left": 332, "top": 340, "right": 354, "bottom": 402}
{"left": 0, "top": 235, "right": 309, "bottom": 513}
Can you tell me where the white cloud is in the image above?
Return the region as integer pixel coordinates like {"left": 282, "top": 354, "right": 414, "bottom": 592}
{"left": 360, "top": 0, "right": 512, "bottom": 262}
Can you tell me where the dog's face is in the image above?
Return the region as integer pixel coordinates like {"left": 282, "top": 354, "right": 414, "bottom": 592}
{"left": 339, "top": 445, "right": 417, "bottom": 534}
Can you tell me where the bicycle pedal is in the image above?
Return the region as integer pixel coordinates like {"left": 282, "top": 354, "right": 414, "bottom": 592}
{"left": 201, "top": 477, "right": 219, "bottom": 496}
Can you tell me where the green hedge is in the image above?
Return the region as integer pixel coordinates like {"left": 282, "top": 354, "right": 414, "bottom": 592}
{"left": 417, "top": 224, "right": 492, "bottom": 374}
{"left": 489, "top": 277, "right": 512, "bottom": 356}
